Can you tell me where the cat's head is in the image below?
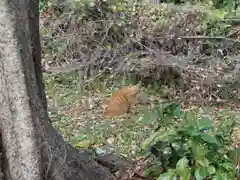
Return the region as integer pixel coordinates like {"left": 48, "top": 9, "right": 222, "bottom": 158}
{"left": 128, "top": 82, "right": 141, "bottom": 96}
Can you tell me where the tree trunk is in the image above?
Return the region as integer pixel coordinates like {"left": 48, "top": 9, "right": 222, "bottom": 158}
{"left": 0, "top": 0, "right": 116, "bottom": 180}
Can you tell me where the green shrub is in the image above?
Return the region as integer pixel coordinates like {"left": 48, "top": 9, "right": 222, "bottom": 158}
{"left": 142, "top": 102, "right": 238, "bottom": 179}
{"left": 39, "top": 0, "right": 48, "bottom": 12}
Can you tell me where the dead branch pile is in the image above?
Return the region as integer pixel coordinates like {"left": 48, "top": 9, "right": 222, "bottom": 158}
{"left": 40, "top": 2, "right": 240, "bottom": 103}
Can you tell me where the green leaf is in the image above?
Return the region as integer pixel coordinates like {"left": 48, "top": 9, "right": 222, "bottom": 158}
{"left": 194, "top": 169, "right": 202, "bottom": 180}
{"left": 191, "top": 142, "right": 208, "bottom": 158}
{"left": 213, "top": 170, "right": 228, "bottom": 180}
{"left": 175, "top": 157, "right": 191, "bottom": 179}
{"left": 220, "top": 162, "right": 235, "bottom": 171}
{"left": 145, "top": 166, "right": 163, "bottom": 177}
{"left": 173, "top": 103, "right": 184, "bottom": 117}
{"left": 177, "top": 168, "right": 191, "bottom": 180}
{"left": 141, "top": 110, "right": 158, "bottom": 124}
{"left": 196, "top": 157, "right": 209, "bottom": 167}
{"left": 207, "top": 165, "right": 216, "bottom": 175}
{"left": 195, "top": 167, "right": 209, "bottom": 180}
{"left": 188, "top": 127, "right": 201, "bottom": 137}
{"left": 157, "top": 170, "right": 177, "bottom": 180}
{"left": 164, "top": 102, "right": 181, "bottom": 116}
{"left": 176, "top": 157, "right": 188, "bottom": 170}
{"left": 141, "top": 130, "right": 163, "bottom": 149}
{"left": 201, "top": 133, "right": 219, "bottom": 145}
{"left": 75, "top": 140, "right": 92, "bottom": 148}
{"left": 72, "top": 134, "right": 89, "bottom": 144}
{"left": 198, "top": 117, "right": 212, "bottom": 130}
{"left": 142, "top": 128, "right": 176, "bottom": 149}
{"left": 199, "top": 167, "right": 208, "bottom": 178}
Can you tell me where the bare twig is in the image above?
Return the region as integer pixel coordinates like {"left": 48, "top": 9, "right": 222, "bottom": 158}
{"left": 156, "top": 35, "right": 240, "bottom": 43}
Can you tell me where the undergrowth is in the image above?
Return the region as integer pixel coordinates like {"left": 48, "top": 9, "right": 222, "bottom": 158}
{"left": 143, "top": 102, "right": 239, "bottom": 179}
{"left": 41, "top": 0, "right": 240, "bottom": 179}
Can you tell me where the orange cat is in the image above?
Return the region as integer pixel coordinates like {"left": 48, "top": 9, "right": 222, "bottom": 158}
{"left": 103, "top": 83, "right": 141, "bottom": 117}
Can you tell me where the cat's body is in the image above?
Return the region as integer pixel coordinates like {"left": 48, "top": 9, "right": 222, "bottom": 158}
{"left": 103, "top": 83, "right": 141, "bottom": 117}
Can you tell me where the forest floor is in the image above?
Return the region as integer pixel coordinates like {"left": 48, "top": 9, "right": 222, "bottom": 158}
{"left": 44, "top": 72, "right": 240, "bottom": 159}
{"left": 40, "top": 1, "right": 240, "bottom": 178}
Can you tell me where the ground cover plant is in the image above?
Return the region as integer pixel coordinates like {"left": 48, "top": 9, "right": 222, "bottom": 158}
{"left": 143, "top": 102, "right": 239, "bottom": 179}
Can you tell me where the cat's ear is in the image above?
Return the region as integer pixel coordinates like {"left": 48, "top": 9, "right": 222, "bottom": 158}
{"left": 132, "top": 82, "right": 141, "bottom": 90}
{"left": 129, "top": 82, "right": 141, "bottom": 94}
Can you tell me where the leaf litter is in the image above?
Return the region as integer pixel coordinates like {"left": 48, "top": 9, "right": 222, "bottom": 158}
{"left": 46, "top": 80, "right": 240, "bottom": 180}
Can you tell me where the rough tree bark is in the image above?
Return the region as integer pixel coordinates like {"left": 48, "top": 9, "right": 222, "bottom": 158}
{"left": 0, "top": 0, "right": 116, "bottom": 180}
